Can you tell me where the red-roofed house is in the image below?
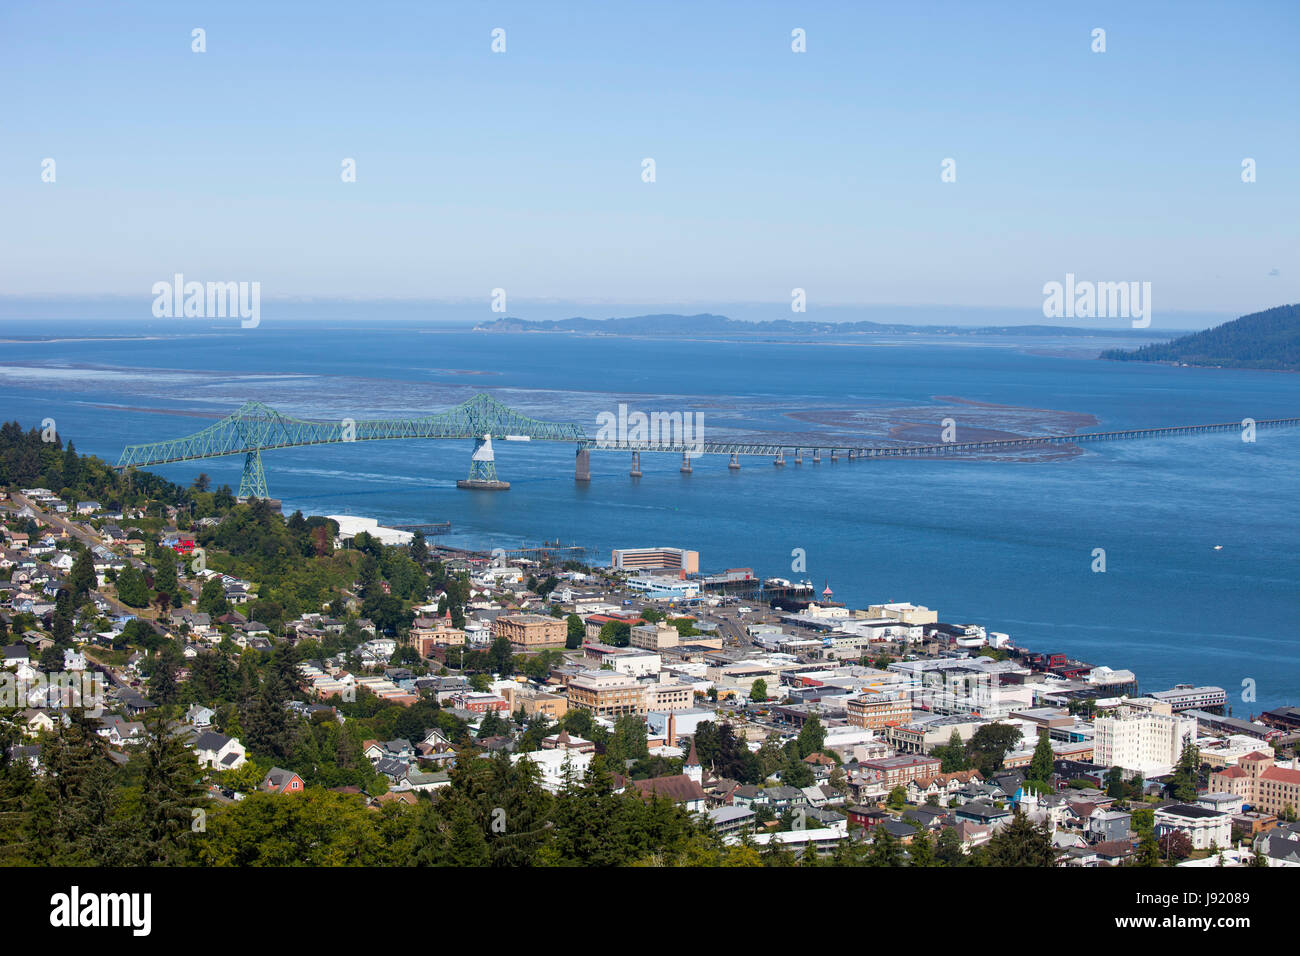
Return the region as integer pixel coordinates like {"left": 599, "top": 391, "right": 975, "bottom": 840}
{"left": 1210, "top": 751, "right": 1300, "bottom": 816}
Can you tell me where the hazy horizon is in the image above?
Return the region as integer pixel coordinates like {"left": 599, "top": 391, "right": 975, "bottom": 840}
{"left": 0, "top": 294, "right": 1250, "bottom": 332}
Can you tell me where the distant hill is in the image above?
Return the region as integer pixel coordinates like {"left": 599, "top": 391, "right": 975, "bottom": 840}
{"left": 1100, "top": 304, "right": 1300, "bottom": 371}
{"left": 475, "top": 314, "right": 1170, "bottom": 339}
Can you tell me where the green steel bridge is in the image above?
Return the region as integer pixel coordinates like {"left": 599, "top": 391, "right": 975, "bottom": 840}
{"left": 113, "top": 393, "right": 1300, "bottom": 497}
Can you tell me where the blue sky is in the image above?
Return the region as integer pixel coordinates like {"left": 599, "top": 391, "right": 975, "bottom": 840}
{"left": 0, "top": 0, "right": 1296, "bottom": 325}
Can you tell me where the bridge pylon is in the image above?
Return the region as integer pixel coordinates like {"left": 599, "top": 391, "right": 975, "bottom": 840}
{"left": 239, "top": 449, "right": 269, "bottom": 499}
{"left": 458, "top": 434, "right": 510, "bottom": 490}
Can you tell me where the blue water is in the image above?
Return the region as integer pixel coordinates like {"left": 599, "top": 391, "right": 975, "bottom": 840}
{"left": 2, "top": 317, "right": 1297, "bottom": 712}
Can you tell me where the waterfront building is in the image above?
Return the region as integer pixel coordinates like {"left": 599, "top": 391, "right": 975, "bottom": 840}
{"left": 611, "top": 547, "right": 699, "bottom": 574}
{"left": 1150, "top": 684, "right": 1227, "bottom": 714}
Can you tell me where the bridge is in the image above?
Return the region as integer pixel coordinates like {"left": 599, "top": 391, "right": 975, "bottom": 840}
{"left": 113, "top": 394, "right": 1300, "bottom": 497}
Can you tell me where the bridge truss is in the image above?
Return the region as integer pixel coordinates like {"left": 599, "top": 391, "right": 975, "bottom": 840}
{"left": 114, "top": 395, "right": 1300, "bottom": 497}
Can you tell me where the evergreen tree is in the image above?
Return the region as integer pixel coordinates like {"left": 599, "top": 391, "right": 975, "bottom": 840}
{"left": 152, "top": 546, "right": 178, "bottom": 595}
{"left": 129, "top": 716, "right": 205, "bottom": 865}
{"left": 1169, "top": 738, "right": 1201, "bottom": 802}
{"left": 984, "top": 808, "right": 1060, "bottom": 866}
{"left": 26, "top": 715, "right": 125, "bottom": 865}
{"left": 115, "top": 565, "right": 150, "bottom": 608}
{"left": 867, "top": 826, "right": 904, "bottom": 866}
{"left": 565, "top": 614, "right": 584, "bottom": 649}
{"left": 69, "top": 547, "right": 97, "bottom": 598}
{"left": 935, "top": 826, "right": 965, "bottom": 866}
{"left": 907, "top": 828, "right": 936, "bottom": 867}
{"left": 1028, "top": 729, "right": 1055, "bottom": 786}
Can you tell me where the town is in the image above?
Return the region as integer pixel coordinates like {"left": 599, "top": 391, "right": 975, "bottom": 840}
{"left": 2, "top": 426, "right": 1297, "bottom": 868}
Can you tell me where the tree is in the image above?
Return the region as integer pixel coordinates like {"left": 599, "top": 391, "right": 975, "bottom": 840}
{"left": 935, "top": 826, "right": 965, "bottom": 866}
{"left": 934, "top": 730, "right": 971, "bottom": 773}
{"left": 409, "top": 531, "right": 428, "bottom": 566}
{"left": 69, "top": 548, "right": 96, "bottom": 598}
{"left": 867, "top": 826, "right": 904, "bottom": 866}
{"left": 1028, "top": 729, "right": 1055, "bottom": 787}
{"left": 488, "top": 636, "right": 514, "bottom": 676}
{"left": 1158, "top": 829, "right": 1193, "bottom": 861}
{"left": 152, "top": 547, "right": 178, "bottom": 596}
{"left": 197, "top": 578, "right": 229, "bottom": 617}
{"left": 966, "top": 723, "right": 1022, "bottom": 778}
{"left": 984, "top": 808, "right": 1060, "bottom": 866}
{"left": 115, "top": 565, "right": 150, "bottom": 608}
{"left": 565, "top": 614, "right": 585, "bottom": 650}
{"left": 796, "top": 714, "right": 825, "bottom": 759}
{"left": 192, "top": 473, "right": 211, "bottom": 492}
{"left": 128, "top": 716, "right": 204, "bottom": 865}
{"left": 750, "top": 679, "right": 768, "bottom": 702}
{"left": 1168, "top": 738, "right": 1201, "bottom": 802}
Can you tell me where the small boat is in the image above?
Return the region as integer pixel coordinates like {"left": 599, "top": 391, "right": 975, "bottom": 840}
{"left": 1213, "top": 545, "right": 1223, "bottom": 551}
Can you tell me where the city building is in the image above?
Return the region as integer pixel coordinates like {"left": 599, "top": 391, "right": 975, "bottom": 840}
{"left": 1209, "top": 751, "right": 1300, "bottom": 817}
{"left": 1092, "top": 710, "right": 1198, "bottom": 776}
{"left": 858, "top": 754, "right": 942, "bottom": 789}
{"left": 1154, "top": 804, "right": 1232, "bottom": 851}
{"left": 566, "top": 670, "right": 646, "bottom": 717}
{"left": 493, "top": 613, "right": 567, "bottom": 650}
{"left": 630, "top": 622, "right": 680, "bottom": 651}
{"left": 846, "top": 692, "right": 913, "bottom": 731}
{"left": 1149, "top": 684, "right": 1227, "bottom": 714}
{"left": 581, "top": 642, "right": 661, "bottom": 677}
{"left": 611, "top": 547, "right": 699, "bottom": 574}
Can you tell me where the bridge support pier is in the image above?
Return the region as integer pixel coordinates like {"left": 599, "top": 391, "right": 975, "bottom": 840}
{"left": 575, "top": 446, "right": 591, "bottom": 483}
{"left": 793, "top": 449, "right": 802, "bottom": 464}
{"left": 680, "top": 452, "right": 692, "bottom": 474}
{"left": 813, "top": 449, "right": 821, "bottom": 464}
{"left": 774, "top": 450, "right": 785, "bottom": 467}
{"left": 459, "top": 434, "right": 510, "bottom": 490}
{"left": 728, "top": 453, "right": 740, "bottom": 470}
{"left": 239, "top": 449, "right": 269, "bottom": 500}
{"left": 630, "top": 451, "right": 641, "bottom": 478}
{"left": 830, "top": 450, "right": 838, "bottom": 462}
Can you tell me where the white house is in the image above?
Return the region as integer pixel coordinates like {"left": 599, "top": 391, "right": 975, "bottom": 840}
{"left": 192, "top": 731, "right": 247, "bottom": 771}
{"left": 1154, "top": 804, "right": 1232, "bottom": 852}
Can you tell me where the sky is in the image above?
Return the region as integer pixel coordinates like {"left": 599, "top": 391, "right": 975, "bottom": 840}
{"left": 0, "top": 1, "right": 1296, "bottom": 327}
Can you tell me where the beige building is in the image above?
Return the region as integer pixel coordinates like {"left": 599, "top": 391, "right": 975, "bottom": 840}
{"left": 846, "top": 692, "right": 913, "bottom": 731}
{"left": 567, "top": 670, "right": 645, "bottom": 718}
{"left": 411, "top": 618, "right": 466, "bottom": 656}
{"left": 867, "top": 603, "right": 938, "bottom": 626}
{"left": 1210, "top": 751, "right": 1300, "bottom": 817}
{"left": 611, "top": 547, "right": 699, "bottom": 574}
{"left": 494, "top": 613, "right": 567, "bottom": 650}
{"left": 643, "top": 681, "right": 694, "bottom": 713}
{"left": 630, "top": 623, "right": 680, "bottom": 651}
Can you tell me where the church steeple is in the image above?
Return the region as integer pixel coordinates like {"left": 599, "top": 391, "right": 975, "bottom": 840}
{"left": 685, "top": 736, "right": 702, "bottom": 784}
